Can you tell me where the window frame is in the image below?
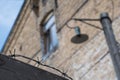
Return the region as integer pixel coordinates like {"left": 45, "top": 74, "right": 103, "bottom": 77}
{"left": 40, "top": 10, "right": 58, "bottom": 61}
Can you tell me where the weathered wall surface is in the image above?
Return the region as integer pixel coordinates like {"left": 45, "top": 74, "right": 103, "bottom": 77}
{"left": 3, "top": 0, "right": 120, "bottom": 80}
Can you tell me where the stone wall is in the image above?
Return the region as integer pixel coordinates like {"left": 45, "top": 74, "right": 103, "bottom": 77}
{"left": 4, "top": 0, "right": 120, "bottom": 80}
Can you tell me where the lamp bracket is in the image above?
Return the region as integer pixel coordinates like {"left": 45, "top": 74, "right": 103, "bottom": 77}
{"left": 72, "top": 18, "right": 100, "bottom": 22}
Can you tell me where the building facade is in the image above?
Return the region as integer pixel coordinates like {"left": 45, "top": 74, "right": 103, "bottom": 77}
{"left": 2, "top": 0, "right": 120, "bottom": 80}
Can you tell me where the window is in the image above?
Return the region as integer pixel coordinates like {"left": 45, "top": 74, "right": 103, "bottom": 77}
{"left": 40, "top": 10, "right": 58, "bottom": 61}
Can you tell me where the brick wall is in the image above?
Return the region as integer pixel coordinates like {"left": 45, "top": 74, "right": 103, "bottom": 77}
{"left": 4, "top": 0, "right": 120, "bottom": 80}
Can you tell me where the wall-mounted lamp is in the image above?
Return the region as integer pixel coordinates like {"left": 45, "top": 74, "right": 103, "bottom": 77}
{"left": 67, "top": 16, "right": 102, "bottom": 44}
{"left": 67, "top": 12, "right": 120, "bottom": 80}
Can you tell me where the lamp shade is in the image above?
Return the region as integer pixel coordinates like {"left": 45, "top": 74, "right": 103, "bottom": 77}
{"left": 71, "top": 27, "right": 88, "bottom": 44}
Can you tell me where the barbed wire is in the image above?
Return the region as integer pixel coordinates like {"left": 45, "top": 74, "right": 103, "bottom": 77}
{"left": 8, "top": 49, "right": 73, "bottom": 80}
